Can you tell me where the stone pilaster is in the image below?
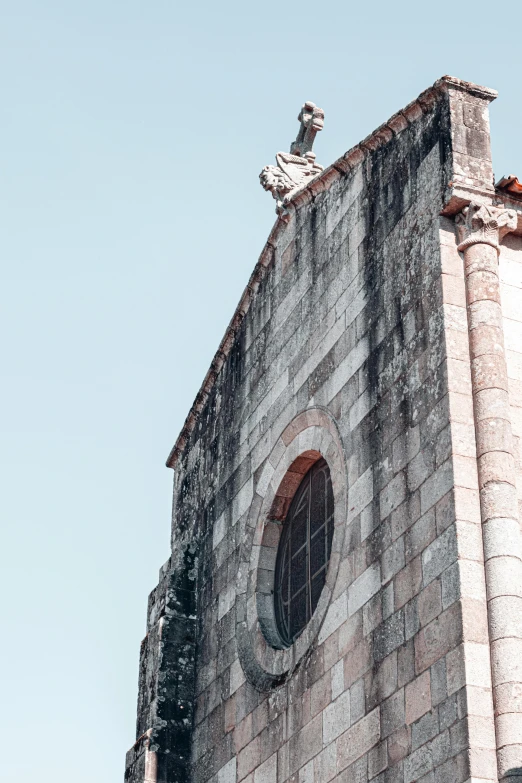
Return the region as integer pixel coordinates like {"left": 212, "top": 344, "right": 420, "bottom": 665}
{"left": 456, "top": 201, "right": 522, "bottom": 780}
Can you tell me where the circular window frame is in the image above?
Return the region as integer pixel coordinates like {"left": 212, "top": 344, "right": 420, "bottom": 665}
{"left": 236, "top": 407, "right": 347, "bottom": 691}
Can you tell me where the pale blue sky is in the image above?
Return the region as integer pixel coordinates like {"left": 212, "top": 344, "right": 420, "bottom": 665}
{"left": 1, "top": 2, "right": 522, "bottom": 781}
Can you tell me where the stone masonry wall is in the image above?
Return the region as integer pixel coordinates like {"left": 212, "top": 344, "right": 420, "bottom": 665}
{"left": 125, "top": 79, "right": 511, "bottom": 783}
{"left": 182, "top": 90, "right": 469, "bottom": 783}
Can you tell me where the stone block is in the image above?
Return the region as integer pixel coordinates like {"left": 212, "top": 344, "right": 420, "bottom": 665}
{"left": 422, "top": 525, "right": 458, "bottom": 586}
{"left": 313, "top": 743, "right": 337, "bottom": 782}
{"left": 398, "top": 640, "right": 416, "bottom": 688}
{"left": 405, "top": 511, "right": 436, "bottom": 563}
{"left": 406, "top": 670, "right": 432, "bottom": 725}
{"left": 289, "top": 714, "right": 323, "bottom": 776}
{"left": 348, "top": 466, "right": 374, "bottom": 523}
{"left": 318, "top": 591, "right": 348, "bottom": 645}
{"left": 387, "top": 725, "right": 411, "bottom": 765}
{"left": 382, "top": 582, "right": 394, "bottom": 620}
{"left": 414, "top": 603, "right": 462, "bottom": 674}
{"left": 218, "top": 757, "right": 237, "bottom": 783}
{"left": 368, "top": 741, "right": 388, "bottom": 779}
{"left": 418, "top": 580, "right": 442, "bottom": 628}
{"left": 420, "top": 460, "right": 454, "bottom": 515}
{"left": 394, "top": 557, "right": 423, "bottom": 610}
{"left": 366, "top": 651, "right": 398, "bottom": 710}
{"left": 338, "top": 612, "right": 363, "bottom": 658}
{"left": 430, "top": 657, "right": 447, "bottom": 707}
{"left": 238, "top": 737, "right": 262, "bottom": 781}
{"left": 380, "top": 472, "right": 407, "bottom": 520}
{"left": 336, "top": 708, "right": 381, "bottom": 772}
{"left": 310, "top": 673, "right": 331, "bottom": 717}
{"left": 323, "top": 689, "right": 351, "bottom": 745}
{"left": 299, "top": 760, "right": 313, "bottom": 783}
{"left": 411, "top": 709, "right": 440, "bottom": 752}
{"left": 386, "top": 679, "right": 409, "bottom": 738}
{"left": 348, "top": 563, "right": 381, "bottom": 616}
{"left": 373, "top": 609, "right": 405, "bottom": 662}
{"left": 350, "top": 677, "right": 366, "bottom": 725}
{"left": 403, "top": 743, "right": 434, "bottom": 783}
{"left": 330, "top": 659, "right": 344, "bottom": 701}
{"left": 382, "top": 537, "right": 405, "bottom": 585}
{"left": 255, "top": 753, "right": 277, "bottom": 783}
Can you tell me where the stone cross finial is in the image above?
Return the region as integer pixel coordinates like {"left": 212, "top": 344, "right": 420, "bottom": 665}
{"left": 290, "top": 101, "right": 325, "bottom": 157}
{"left": 456, "top": 201, "right": 517, "bottom": 252}
{"left": 260, "top": 101, "right": 325, "bottom": 221}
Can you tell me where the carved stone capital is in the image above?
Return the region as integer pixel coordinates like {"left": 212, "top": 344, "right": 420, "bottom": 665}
{"left": 456, "top": 201, "right": 517, "bottom": 252}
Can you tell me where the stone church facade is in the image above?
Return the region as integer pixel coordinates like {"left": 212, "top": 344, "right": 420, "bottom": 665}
{"left": 124, "top": 77, "right": 522, "bottom": 783}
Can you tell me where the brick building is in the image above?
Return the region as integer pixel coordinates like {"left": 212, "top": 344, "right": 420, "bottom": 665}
{"left": 124, "top": 76, "right": 522, "bottom": 782}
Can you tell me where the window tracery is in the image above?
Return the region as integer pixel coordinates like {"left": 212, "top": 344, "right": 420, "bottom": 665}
{"left": 274, "top": 458, "right": 334, "bottom": 647}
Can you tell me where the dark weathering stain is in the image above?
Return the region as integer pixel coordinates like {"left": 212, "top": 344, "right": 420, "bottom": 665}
{"left": 358, "top": 96, "right": 452, "bottom": 674}
{"left": 363, "top": 94, "right": 451, "bottom": 445}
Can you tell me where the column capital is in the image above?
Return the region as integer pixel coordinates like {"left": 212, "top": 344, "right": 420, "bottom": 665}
{"left": 456, "top": 201, "right": 517, "bottom": 252}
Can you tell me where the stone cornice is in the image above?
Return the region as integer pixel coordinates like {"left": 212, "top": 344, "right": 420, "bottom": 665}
{"left": 438, "top": 75, "right": 497, "bottom": 102}
{"left": 286, "top": 76, "right": 496, "bottom": 214}
{"left": 165, "top": 75, "right": 498, "bottom": 469}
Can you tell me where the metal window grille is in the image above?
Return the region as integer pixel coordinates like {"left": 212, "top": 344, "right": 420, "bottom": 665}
{"left": 274, "top": 458, "right": 334, "bottom": 647}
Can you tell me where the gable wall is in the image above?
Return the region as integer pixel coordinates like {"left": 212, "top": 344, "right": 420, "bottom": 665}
{"left": 125, "top": 82, "right": 504, "bottom": 783}
{"left": 184, "top": 94, "right": 474, "bottom": 783}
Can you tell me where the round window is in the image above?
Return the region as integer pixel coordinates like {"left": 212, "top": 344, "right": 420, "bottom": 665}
{"left": 274, "top": 457, "right": 334, "bottom": 647}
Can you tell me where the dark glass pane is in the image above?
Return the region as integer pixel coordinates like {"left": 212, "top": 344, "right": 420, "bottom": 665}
{"left": 280, "top": 548, "right": 289, "bottom": 605}
{"left": 293, "top": 487, "right": 309, "bottom": 517}
{"left": 291, "top": 506, "right": 308, "bottom": 552}
{"left": 310, "top": 529, "right": 326, "bottom": 579}
{"left": 311, "top": 571, "right": 325, "bottom": 614}
{"left": 290, "top": 588, "right": 308, "bottom": 640}
{"left": 290, "top": 546, "right": 307, "bottom": 597}
{"left": 310, "top": 467, "right": 327, "bottom": 537}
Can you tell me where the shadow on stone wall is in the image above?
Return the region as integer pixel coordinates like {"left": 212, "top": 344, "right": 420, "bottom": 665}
{"left": 506, "top": 770, "right": 522, "bottom": 779}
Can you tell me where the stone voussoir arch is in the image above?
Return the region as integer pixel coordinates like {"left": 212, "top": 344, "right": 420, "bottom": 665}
{"left": 236, "top": 406, "right": 348, "bottom": 691}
